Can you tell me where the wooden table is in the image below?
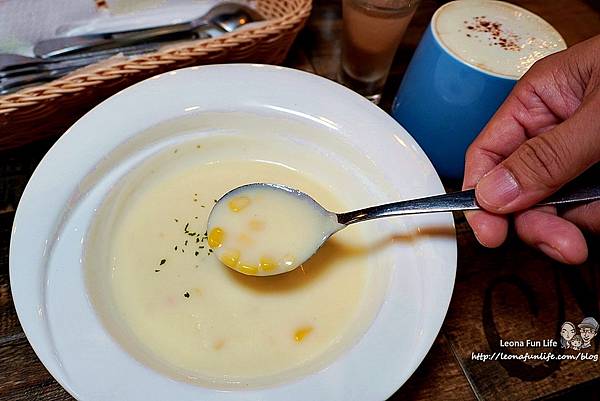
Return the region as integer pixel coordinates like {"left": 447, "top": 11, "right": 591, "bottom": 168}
{"left": 1, "top": 1, "right": 599, "bottom": 399}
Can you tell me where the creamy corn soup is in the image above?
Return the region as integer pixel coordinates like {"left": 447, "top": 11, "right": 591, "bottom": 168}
{"left": 208, "top": 184, "right": 342, "bottom": 276}
{"left": 85, "top": 114, "right": 391, "bottom": 388}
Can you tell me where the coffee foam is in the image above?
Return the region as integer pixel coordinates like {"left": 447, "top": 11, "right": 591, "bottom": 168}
{"left": 434, "top": 0, "right": 566, "bottom": 78}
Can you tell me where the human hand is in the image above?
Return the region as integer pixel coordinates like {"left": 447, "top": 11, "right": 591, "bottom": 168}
{"left": 463, "top": 35, "right": 600, "bottom": 264}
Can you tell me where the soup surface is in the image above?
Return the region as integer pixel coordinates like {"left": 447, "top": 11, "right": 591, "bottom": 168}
{"left": 86, "top": 117, "right": 389, "bottom": 387}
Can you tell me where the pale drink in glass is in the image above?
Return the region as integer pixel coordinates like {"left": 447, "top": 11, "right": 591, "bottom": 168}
{"left": 339, "top": 0, "right": 420, "bottom": 103}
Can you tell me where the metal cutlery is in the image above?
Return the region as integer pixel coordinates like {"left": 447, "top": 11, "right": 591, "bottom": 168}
{"left": 33, "top": 3, "right": 262, "bottom": 58}
{"left": 0, "top": 43, "right": 165, "bottom": 78}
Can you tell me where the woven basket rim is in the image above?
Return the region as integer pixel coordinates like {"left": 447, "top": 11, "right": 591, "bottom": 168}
{"left": 0, "top": 0, "right": 312, "bottom": 115}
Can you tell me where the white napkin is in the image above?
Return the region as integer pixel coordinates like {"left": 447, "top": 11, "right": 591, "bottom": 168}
{"left": 0, "top": 0, "right": 97, "bottom": 54}
{"left": 58, "top": 0, "right": 223, "bottom": 36}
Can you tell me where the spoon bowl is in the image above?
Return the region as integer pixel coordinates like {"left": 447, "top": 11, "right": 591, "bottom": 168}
{"left": 207, "top": 183, "right": 342, "bottom": 276}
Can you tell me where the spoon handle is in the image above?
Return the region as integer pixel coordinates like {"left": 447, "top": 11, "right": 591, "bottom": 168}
{"left": 33, "top": 23, "right": 200, "bottom": 58}
{"left": 337, "top": 181, "right": 600, "bottom": 226}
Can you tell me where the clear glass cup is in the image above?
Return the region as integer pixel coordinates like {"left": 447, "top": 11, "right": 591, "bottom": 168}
{"left": 338, "top": 0, "right": 421, "bottom": 104}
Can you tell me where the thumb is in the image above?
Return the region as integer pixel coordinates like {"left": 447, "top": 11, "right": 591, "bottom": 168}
{"left": 475, "top": 101, "right": 600, "bottom": 213}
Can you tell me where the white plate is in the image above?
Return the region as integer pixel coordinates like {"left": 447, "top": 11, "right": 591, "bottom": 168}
{"left": 10, "top": 65, "right": 456, "bottom": 401}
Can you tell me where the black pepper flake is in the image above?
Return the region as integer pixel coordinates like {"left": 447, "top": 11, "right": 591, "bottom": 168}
{"left": 201, "top": 205, "right": 205, "bottom": 208}
{"left": 194, "top": 193, "right": 198, "bottom": 196}
{"left": 195, "top": 216, "right": 199, "bottom": 219}
{"left": 199, "top": 246, "right": 205, "bottom": 249}
{"left": 174, "top": 246, "right": 178, "bottom": 251}
{"left": 174, "top": 218, "right": 178, "bottom": 222}
{"left": 184, "top": 221, "right": 197, "bottom": 236}
{"left": 160, "top": 259, "right": 166, "bottom": 265}
{"left": 214, "top": 199, "right": 217, "bottom": 203}
{"left": 195, "top": 251, "right": 199, "bottom": 256}
{"left": 193, "top": 199, "right": 198, "bottom": 202}
{"left": 196, "top": 238, "right": 200, "bottom": 243}
{"left": 184, "top": 292, "right": 190, "bottom": 298}
{"left": 209, "top": 249, "right": 214, "bottom": 253}
{"left": 185, "top": 240, "right": 188, "bottom": 246}
{"left": 155, "top": 269, "right": 160, "bottom": 272}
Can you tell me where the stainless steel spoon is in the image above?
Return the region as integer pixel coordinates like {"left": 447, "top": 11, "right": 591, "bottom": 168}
{"left": 208, "top": 181, "right": 600, "bottom": 276}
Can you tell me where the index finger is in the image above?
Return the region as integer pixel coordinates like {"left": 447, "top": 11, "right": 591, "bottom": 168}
{"left": 464, "top": 78, "right": 561, "bottom": 188}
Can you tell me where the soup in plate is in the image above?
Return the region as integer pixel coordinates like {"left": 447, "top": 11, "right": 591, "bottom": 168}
{"left": 85, "top": 112, "right": 392, "bottom": 388}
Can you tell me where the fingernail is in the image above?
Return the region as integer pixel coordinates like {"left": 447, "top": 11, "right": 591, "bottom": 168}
{"left": 477, "top": 167, "right": 520, "bottom": 209}
{"left": 538, "top": 243, "right": 566, "bottom": 263}
{"left": 465, "top": 211, "right": 485, "bottom": 245}
{"left": 471, "top": 225, "right": 484, "bottom": 245}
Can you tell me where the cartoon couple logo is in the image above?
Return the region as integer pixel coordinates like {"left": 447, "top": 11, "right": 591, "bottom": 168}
{"left": 560, "top": 317, "right": 599, "bottom": 351}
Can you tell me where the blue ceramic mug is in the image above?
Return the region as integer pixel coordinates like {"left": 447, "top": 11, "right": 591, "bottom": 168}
{"left": 391, "top": 7, "right": 516, "bottom": 179}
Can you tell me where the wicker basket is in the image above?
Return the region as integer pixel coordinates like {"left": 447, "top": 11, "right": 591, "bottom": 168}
{"left": 0, "top": 0, "right": 312, "bottom": 150}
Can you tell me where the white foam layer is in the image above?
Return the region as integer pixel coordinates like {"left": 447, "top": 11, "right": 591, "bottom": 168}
{"left": 434, "top": 0, "right": 566, "bottom": 78}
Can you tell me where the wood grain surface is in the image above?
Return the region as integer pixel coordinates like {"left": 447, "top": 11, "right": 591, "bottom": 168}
{"left": 1, "top": 1, "right": 599, "bottom": 400}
